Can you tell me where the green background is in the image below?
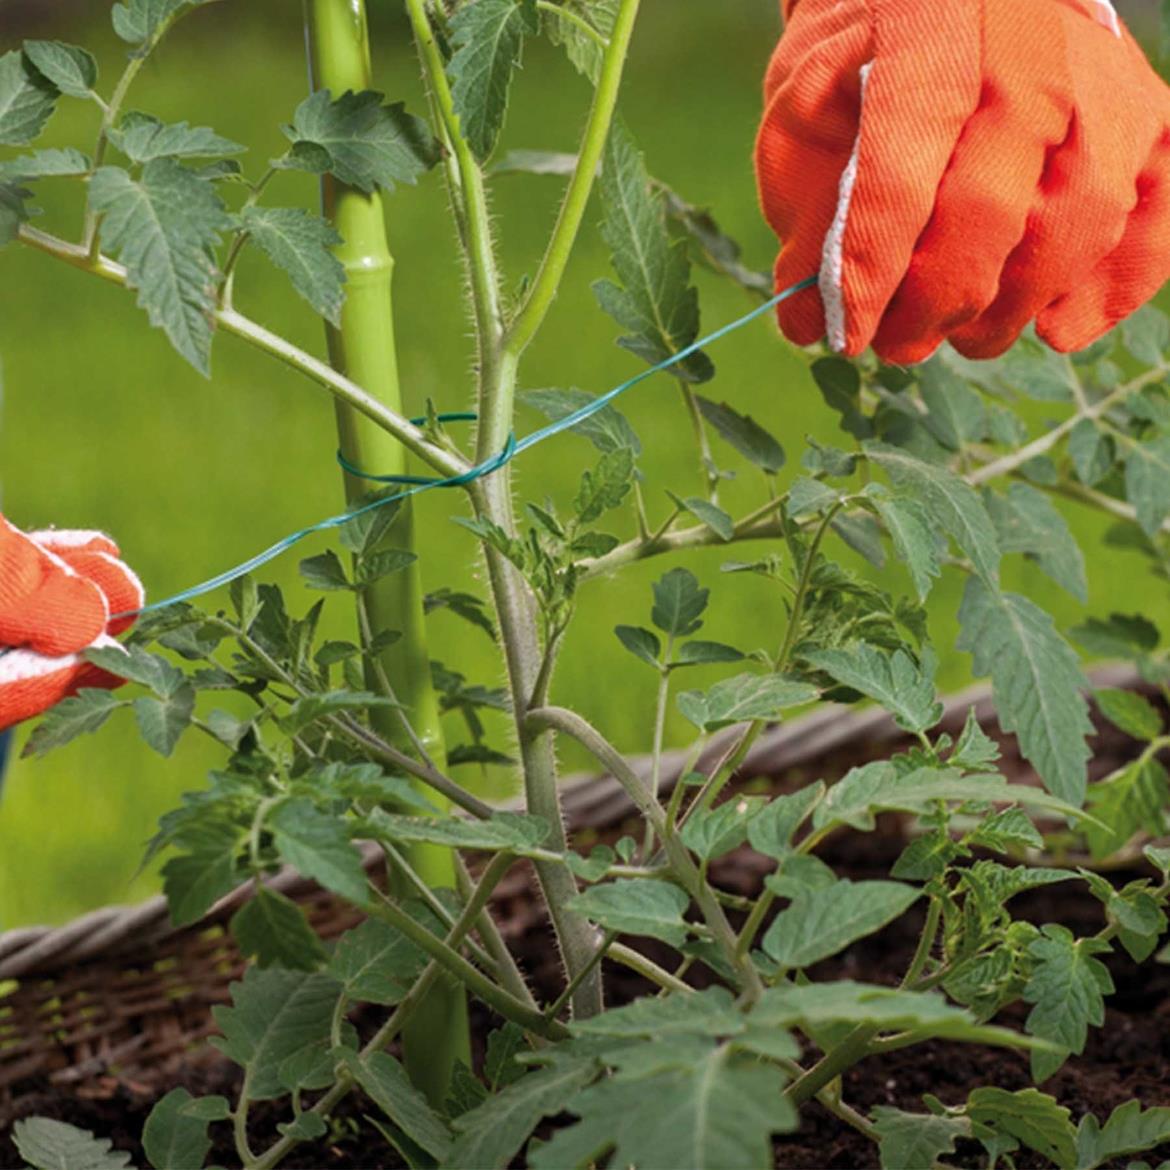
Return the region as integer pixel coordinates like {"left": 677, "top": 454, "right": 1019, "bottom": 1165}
{"left": 0, "top": 0, "right": 1165, "bottom": 927}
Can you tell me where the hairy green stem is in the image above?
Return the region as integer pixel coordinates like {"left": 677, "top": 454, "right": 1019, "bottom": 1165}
{"left": 581, "top": 512, "right": 786, "bottom": 579}
{"left": 505, "top": 0, "right": 643, "bottom": 358}
{"left": 525, "top": 704, "right": 765, "bottom": 1001}
{"left": 608, "top": 941, "right": 694, "bottom": 994}
{"left": 969, "top": 366, "right": 1167, "bottom": 486}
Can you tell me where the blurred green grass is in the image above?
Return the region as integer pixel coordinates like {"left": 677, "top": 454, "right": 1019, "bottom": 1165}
{"left": 0, "top": 1, "right": 1166, "bottom": 927}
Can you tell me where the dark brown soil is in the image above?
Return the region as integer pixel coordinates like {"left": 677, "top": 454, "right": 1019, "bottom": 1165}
{"left": 4, "top": 707, "right": 1168, "bottom": 1169}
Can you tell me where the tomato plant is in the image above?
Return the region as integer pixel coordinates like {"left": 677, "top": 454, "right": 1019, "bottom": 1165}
{"left": 4, "top": 2, "right": 1170, "bottom": 1168}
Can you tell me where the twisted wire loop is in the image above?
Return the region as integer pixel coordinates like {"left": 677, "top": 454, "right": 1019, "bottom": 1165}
{"left": 118, "top": 275, "right": 818, "bottom": 619}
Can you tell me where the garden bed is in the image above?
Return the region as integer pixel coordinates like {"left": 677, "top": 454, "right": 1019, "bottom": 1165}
{"left": 2, "top": 666, "right": 1166, "bottom": 1169}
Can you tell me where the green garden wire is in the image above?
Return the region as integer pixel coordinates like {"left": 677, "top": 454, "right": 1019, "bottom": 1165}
{"left": 119, "top": 274, "right": 818, "bottom": 619}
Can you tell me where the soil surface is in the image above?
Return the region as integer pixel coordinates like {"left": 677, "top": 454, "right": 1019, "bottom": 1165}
{"left": 4, "top": 707, "right": 1168, "bottom": 1169}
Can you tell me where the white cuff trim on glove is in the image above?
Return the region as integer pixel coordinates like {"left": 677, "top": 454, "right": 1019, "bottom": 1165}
{"left": 0, "top": 633, "right": 123, "bottom": 686}
{"left": 821, "top": 60, "right": 873, "bottom": 355}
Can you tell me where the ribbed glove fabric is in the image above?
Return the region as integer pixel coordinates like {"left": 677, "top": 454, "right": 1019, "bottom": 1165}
{"left": 757, "top": 0, "right": 1170, "bottom": 363}
{"left": 0, "top": 519, "right": 143, "bottom": 732}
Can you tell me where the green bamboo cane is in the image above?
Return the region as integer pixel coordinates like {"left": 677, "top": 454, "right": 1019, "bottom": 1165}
{"left": 304, "top": 0, "right": 469, "bottom": 1106}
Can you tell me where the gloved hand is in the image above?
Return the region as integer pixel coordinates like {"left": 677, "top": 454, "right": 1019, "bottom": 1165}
{"left": 0, "top": 517, "right": 143, "bottom": 732}
{"left": 756, "top": 0, "right": 1170, "bottom": 364}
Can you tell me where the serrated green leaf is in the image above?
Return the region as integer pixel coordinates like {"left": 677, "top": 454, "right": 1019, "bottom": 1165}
{"left": 231, "top": 886, "right": 327, "bottom": 970}
{"left": 1071, "top": 613, "right": 1160, "bottom": 660}
{"left": 283, "top": 89, "right": 438, "bottom": 193}
{"left": 532, "top": 1043, "right": 794, "bottom": 1170}
{"left": 211, "top": 967, "right": 340, "bottom": 1099}
{"left": 746, "top": 783, "right": 824, "bottom": 859}
{"left": 675, "top": 639, "right": 743, "bottom": 666}
{"left": 614, "top": 624, "right": 661, "bottom": 667}
{"left": 357, "top": 548, "right": 418, "bottom": 585}
{"left": 143, "top": 1087, "right": 229, "bottom": 1170}
{"left": 754, "top": 979, "right": 1031, "bottom": 1046}
{"left": 112, "top": 0, "right": 199, "bottom": 46}
{"left": 425, "top": 588, "right": 496, "bottom": 641}
{"left": 240, "top": 206, "right": 345, "bottom": 326}
{"left": 1085, "top": 756, "right": 1170, "bottom": 859}
{"left": 0, "top": 50, "right": 57, "bottom": 146}
{"left": 593, "top": 120, "right": 713, "bottom": 382}
{"left": 1068, "top": 419, "right": 1115, "bottom": 487}
{"left": 811, "top": 356, "right": 870, "bottom": 438}
{"left": 1024, "top": 925, "right": 1114, "bottom": 1081}
{"left": 787, "top": 476, "right": 840, "bottom": 519}
{"left": 1002, "top": 334, "right": 1079, "bottom": 401}
{"left": 22, "top": 687, "right": 122, "bottom": 756}
{"left": 544, "top": 0, "right": 618, "bottom": 82}
{"left": 957, "top": 577, "right": 1092, "bottom": 807}
{"left": 447, "top": 0, "right": 538, "bottom": 160}
{"left": 1095, "top": 688, "right": 1164, "bottom": 741}
{"left": 573, "top": 987, "right": 744, "bottom": 1040}
{"left": 1077, "top": 1101, "right": 1170, "bottom": 1170}
{"left": 269, "top": 798, "right": 368, "bottom": 905}
{"left": 0, "top": 146, "right": 90, "bottom": 179}
{"left": 950, "top": 707, "right": 1002, "bottom": 770}
{"left": 651, "top": 567, "right": 707, "bottom": 637}
{"left": 677, "top": 672, "right": 819, "bottom": 731}
{"left": 872, "top": 1107, "right": 971, "bottom": 1170}
{"left": 1081, "top": 873, "right": 1167, "bottom": 961}
{"left": 345, "top": 1050, "right": 452, "bottom": 1161}
{"left": 523, "top": 387, "right": 641, "bottom": 455}
{"left": 762, "top": 879, "right": 920, "bottom": 968}
{"left": 990, "top": 482, "right": 1088, "bottom": 603}
{"left": 299, "top": 549, "right": 350, "bottom": 591}
{"left": 574, "top": 446, "right": 633, "bottom": 523}
{"left": 804, "top": 643, "right": 942, "bottom": 734}
{"left": 113, "top": 112, "right": 244, "bottom": 162}
{"left": 867, "top": 443, "right": 1000, "bottom": 585}
{"left": 279, "top": 690, "right": 399, "bottom": 735}
{"left": 23, "top": 41, "right": 97, "bottom": 99}
{"left": 968, "top": 1087, "right": 1077, "bottom": 1170}
{"left": 659, "top": 183, "right": 774, "bottom": 298}
{"left": 969, "top": 807, "right": 1043, "bottom": 853}
{"left": 134, "top": 686, "right": 195, "bottom": 757}
{"left": 570, "top": 877, "right": 690, "bottom": 946}
{"left": 695, "top": 396, "right": 785, "bottom": 473}
{"left": 815, "top": 764, "right": 1086, "bottom": 835}
{"left": 370, "top": 809, "right": 550, "bottom": 852}
{"left": 1125, "top": 435, "right": 1170, "bottom": 536}
{"left": 680, "top": 795, "right": 768, "bottom": 860}
{"left": 485, "top": 1023, "right": 528, "bottom": 1090}
{"left": 868, "top": 490, "right": 941, "bottom": 601}
{"left": 162, "top": 822, "right": 244, "bottom": 926}
{"left": 85, "top": 644, "right": 184, "bottom": 696}
{"left": 12, "top": 1118, "right": 131, "bottom": 1170}
{"left": 1122, "top": 305, "right": 1170, "bottom": 366}
{"left": 328, "top": 916, "right": 427, "bottom": 1005}
{"left": 448, "top": 1058, "right": 601, "bottom": 1170}
{"left": 672, "top": 493, "right": 734, "bottom": 540}
{"left": 918, "top": 357, "right": 986, "bottom": 450}
{"left": 89, "top": 160, "right": 230, "bottom": 373}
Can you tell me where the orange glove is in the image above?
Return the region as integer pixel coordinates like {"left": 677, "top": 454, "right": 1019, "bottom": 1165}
{"left": 756, "top": 0, "right": 1170, "bottom": 364}
{"left": 0, "top": 519, "right": 144, "bottom": 732}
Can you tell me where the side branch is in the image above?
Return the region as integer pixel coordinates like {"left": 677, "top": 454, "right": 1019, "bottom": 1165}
{"left": 505, "top": 0, "right": 643, "bottom": 357}
{"left": 16, "top": 225, "right": 468, "bottom": 480}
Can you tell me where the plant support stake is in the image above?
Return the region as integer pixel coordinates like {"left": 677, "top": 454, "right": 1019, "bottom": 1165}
{"left": 303, "top": 0, "right": 469, "bottom": 1106}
